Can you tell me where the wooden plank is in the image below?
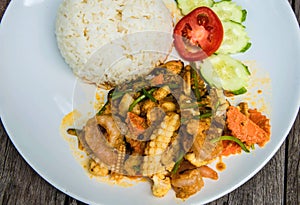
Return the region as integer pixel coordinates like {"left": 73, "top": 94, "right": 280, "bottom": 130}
{"left": 286, "top": 113, "right": 300, "bottom": 205}
{"left": 289, "top": 0, "right": 300, "bottom": 22}
{"left": 210, "top": 142, "right": 286, "bottom": 205}
{"left": 0, "top": 0, "right": 9, "bottom": 20}
{"left": 0, "top": 121, "right": 68, "bottom": 204}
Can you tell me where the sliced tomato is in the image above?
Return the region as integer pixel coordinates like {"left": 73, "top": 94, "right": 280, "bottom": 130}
{"left": 173, "top": 7, "right": 223, "bottom": 61}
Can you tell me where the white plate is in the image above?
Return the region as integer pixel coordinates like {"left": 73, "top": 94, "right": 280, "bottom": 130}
{"left": 0, "top": 0, "right": 299, "bottom": 204}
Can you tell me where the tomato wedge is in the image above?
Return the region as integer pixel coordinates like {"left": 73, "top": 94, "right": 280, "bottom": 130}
{"left": 173, "top": 7, "right": 224, "bottom": 61}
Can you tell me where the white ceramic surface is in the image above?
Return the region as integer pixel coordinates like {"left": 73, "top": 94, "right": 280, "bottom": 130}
{"left": 0, "top": 0, "right": 299, "bottom": 204}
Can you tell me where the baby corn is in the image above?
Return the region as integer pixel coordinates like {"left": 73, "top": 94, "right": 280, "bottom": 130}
{"left": 142, "top": 112, "right": 180, "bottom": 176}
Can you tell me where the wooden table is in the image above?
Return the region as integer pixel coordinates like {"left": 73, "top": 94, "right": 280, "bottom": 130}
{"left": 0, "top": 0, "right": 299, "bottom": 204}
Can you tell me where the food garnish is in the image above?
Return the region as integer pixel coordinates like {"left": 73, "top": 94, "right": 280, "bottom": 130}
{"left": 176, "top": 0, "right": 214, "bottom": 15}
{"left": 212, "top": 0, "right": 247, "bottom": 23}
{"left": 173, "top": 7, "right": 224, "bottom": 61}
{"left": 216, "top": 20, "right": 251, "bottom": 54}
{"left": 173, "top": 0, "right": 252, "bottom": 94}
{"left": 199, "top": 54, "right": 250, "bottom": 94}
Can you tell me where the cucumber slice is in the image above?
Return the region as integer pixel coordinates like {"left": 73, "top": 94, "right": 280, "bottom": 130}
{"left": 217, "top": 20, "right": 251, "bottom": 54}
{"left": 212, "top": 0, "right": 247, "bottom": 23}
{"left": 176, "top": 0, "right": 214, "bottom": 15}
{"left": 199, "top": 54, "right": 250, "bottom": 92}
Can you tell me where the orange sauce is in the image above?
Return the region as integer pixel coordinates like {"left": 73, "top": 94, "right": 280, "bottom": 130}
{"left": 216, "top": 157, "right": 226, "bottom": 172}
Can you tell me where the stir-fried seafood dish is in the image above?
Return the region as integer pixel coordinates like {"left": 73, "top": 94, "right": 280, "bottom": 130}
{"left": 67, "top": 60, "right": 270, "bottom": 199}
{"left": 57, "top": 0, "right": 272, "bottom": 200}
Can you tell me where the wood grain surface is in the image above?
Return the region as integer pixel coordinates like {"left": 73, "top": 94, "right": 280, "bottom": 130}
{"left": 0, "top": 0, "right": 299, "bottom": 204}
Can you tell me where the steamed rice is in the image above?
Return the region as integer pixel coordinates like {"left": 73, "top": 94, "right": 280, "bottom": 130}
{"left": 55, "top": 0, "right": 174, "bottom": 87}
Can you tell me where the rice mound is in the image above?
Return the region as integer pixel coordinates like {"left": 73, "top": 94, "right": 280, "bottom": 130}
{"left": 55, "top": 0, "right": 174, "bottom": 87}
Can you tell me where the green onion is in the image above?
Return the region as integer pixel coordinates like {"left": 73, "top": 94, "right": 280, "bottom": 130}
{"left": 128, "top": 88, "right": 156, "bottom": 112}
{"left": 171, "top": 150, "right": 185, "bottom": 174}
{"left": 111, "top": 89, "right": 133, "bottom": 100}
{"left": 167, "top": 83, "right": 179, "bottom": 89}
{"left": 111, "top": 91, "right": 125, "bottom": 100}
{"left": 181, "top": 102, "right": 207, "bottom": 109}
{"left": 210, "top": 136, "right": 250, "bottom": 153}
{"left": 191, "top": 68, "right": 202, "bottom": 102}
{"left": 96, "top": 101, "right": 109, "bottom": 115}
{"left": 196, "top": 112, "right": 212, "bottom": 119}
{"left": 142, "top": 88, "right": 157, "bottom": 102}
{"left": 181, "top": 112, "right": 212, "bottom": 123}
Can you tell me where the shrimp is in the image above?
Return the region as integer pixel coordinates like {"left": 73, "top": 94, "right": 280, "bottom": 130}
{"left": 78, "top": 117, "right": 118, "bottom": 168}
{"left": 96, "top": 115, "right": 123, "bottom": 147}
{"left": 198, "top": 165, "right": 218, "bottom": 180}
{"left": 171, "top": 168, "right": 204, "bottom": 199}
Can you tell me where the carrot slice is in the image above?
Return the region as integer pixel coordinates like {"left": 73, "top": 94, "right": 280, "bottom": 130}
{"left": 249, "top": 109, "right": 271, "bottom": 136}
{"left": 126, "top": 112, "right": 147, "bottom": 136}
{"left": 226, "top": 106, "right": 270, "bottom": 147}
{"left": 221, "top": 141, "right": 242, "bottom": 156}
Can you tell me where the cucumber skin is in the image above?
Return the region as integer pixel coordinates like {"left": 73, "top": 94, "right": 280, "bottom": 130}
{"left": 217, "top": 20, "right": 251, "bottom": 54}
{"left": 240, "top": 42, "right": 252, "bottom": 53}
{"left": 199, "top": 54, "right": 250, "bottom": 92}
{"left": 212, "top": 0, "right": 247, "bottom": 23}
{"left": 231, "top": 87, "right": 248, "bottom": 95}
{"left": 241, "top": 9, "right": 247, "bottom": 22}
{"left": 176, "top": 0, "right": 214, "bottom": 15}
